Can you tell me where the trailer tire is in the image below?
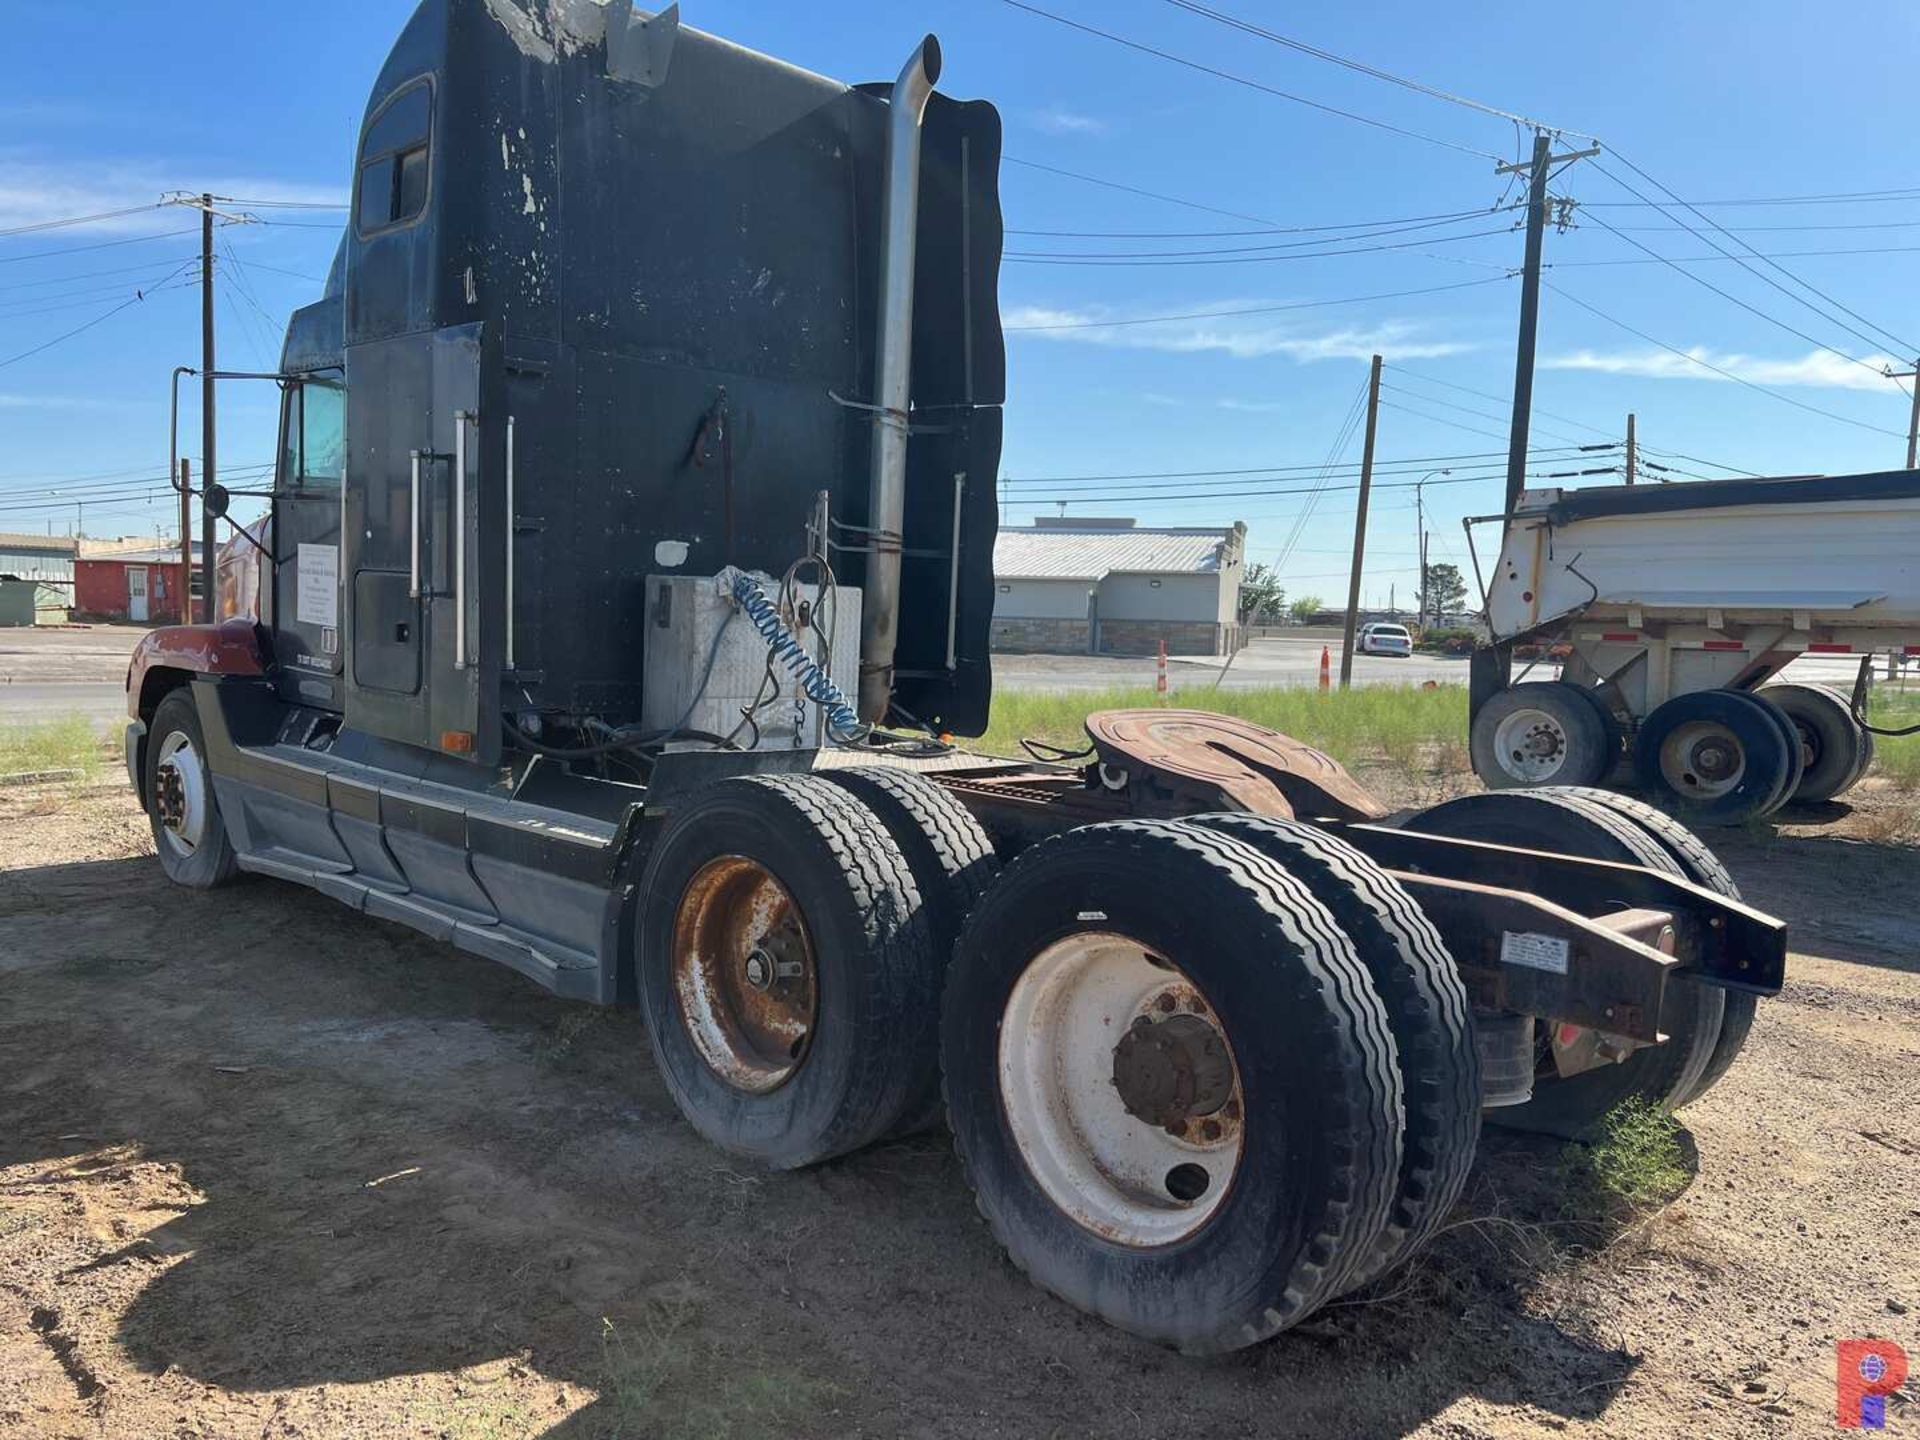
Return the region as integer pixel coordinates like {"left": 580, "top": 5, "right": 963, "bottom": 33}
{"left": 1401, "top": 791, "right": 1725, "bottom": 1140}
{"left": 145, "top": 688, "right": 240, "bottom": 890}
{"left": 635, "top": 774, "right": 936, "bottom": 1169}
{"left": 1764, "top": 682, "right": 1869, "bottom": 803}
{"left": 1188, "top": 813, "right": 1479, "bottom": 1290}
{"left": 819, "top": 767, "right": 999, "bottom": 1134}
{"left": 1542, "top": 787, "right": 1755, "bottom": 1105}
{"left": 941, "top": 819, "right": 1401, "bottom": 1352}
{"left": 1470, "top": 683, "right": 1613, "bottom": 790}
{"left": 1633, "top": 689, "right": 1792, "bottom": 826}
{"left": 1736, "top": 689, "right": 1804, "bottom": 815}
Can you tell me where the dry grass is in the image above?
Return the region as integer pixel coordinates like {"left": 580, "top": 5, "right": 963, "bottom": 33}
{"left": 977, "top": 683, "right": 1471, "bottom": 784}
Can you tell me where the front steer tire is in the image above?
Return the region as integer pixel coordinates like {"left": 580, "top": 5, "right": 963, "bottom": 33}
{"left": 941, "top": 819, "right": 1402, "bottom": 1353}
{"left": 144, "top": 688, "right": 240, "bottom": 890}
{"left": 634, "top": 774, "right": 935, "bottom": 1170}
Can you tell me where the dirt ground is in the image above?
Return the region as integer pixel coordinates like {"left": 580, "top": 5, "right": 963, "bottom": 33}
{"left": 2, "top": 774, "right": 1917, "bottom": 1440}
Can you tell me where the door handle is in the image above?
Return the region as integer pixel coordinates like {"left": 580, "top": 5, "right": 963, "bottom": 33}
{"left": 505, "top": 414, "right": 516, "bottom": 671}
{"left": 453, "top": 410, "right": 470, "bottom": 671}
{"left": 408, "top": 448, "right": 422, "bottom": 599}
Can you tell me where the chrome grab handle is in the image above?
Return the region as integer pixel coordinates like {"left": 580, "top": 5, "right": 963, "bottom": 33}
{"left": 408, "top": 448, "right": 422, "bottom": 598}
{"left": 505, "top": 414, "right": 515, "bottom": 671}
{"left": 453, "top": 410, "right": 469, "bottom": 670}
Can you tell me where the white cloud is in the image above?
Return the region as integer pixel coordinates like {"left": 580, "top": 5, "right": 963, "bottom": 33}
{"left": 1215, "top": 398, "right": 1291, "bottom": 413}
{"left": 0, "top": 159, "right": 346, "bottom": 235}
{"left": 1543, "top": 345, "right": 1906, "bottom": 394}
{"left": 1005, "top": 303, "right": 1469, "bottom": 363}
{"left": 1028, "top": 105, "right": 1108, "bottom": 136}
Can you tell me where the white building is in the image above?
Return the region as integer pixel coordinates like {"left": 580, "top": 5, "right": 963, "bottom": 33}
{"left": 991, "top": 517, "right": 1246, "bottom": 656}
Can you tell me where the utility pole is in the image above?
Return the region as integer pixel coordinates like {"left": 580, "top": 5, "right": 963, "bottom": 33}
{"left": 1625, "top": 412, "right": 1637, "bottom": 485}
{"left": 1338, "top": 354, "right": 1383, "bottom": 689}
{"left": 1497, "top": 132, "right": 1600, "bottom": 520}
{"left": 1890, "top": 361, "right": 1920, "bottom": 470}
{"left": 1411, "top": 467, "right": 1449, "bottom": 627}
{"left": 199, "top": 192, "right": 216, "bottom": 623}
{"left": 178, "top": 459, "right": 193, "bottom": 609}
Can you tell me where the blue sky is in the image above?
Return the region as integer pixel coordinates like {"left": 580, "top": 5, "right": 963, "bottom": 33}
{"left": 3, "top": 0, "right": 1916, "bottom": 608}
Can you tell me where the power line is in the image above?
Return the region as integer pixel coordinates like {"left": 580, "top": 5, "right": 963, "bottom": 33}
{"left": 1549, "top": 242, "right": 1920, "bottom": 267}
{"left": 0, "top": 256, "right": 198, "bottom": 295}
{"left": 0, "top": 203, "right": 166, "bottom": 239}
{"left": 1000, "top": 445, "right": 1598, "bottom": 486}
{"left": 1006, "top": 277, "right": 1510, "bottom": 332}
{"left": 1006, "top": 208, "right": 1518, "bottom": 260}
{"left": 1006, "top": 223, "right": 1515, "bottom": 266}
{"left": 1001, "top": 156, "right": 1282, "bottom": 226}
{"left": 1161, "top": 0, "right": 1561, "bottom": 134}
{"left": 1005, "top": 204, "right": 1511, "bottom": 239}
{"left": 1377, "top": 381, "right": 1595, "bottom": 448}
{"left": 0, "top": 227, "right": 201, "bottom": 266}
{"left": 1386, "top": 364, "right": 1619, "bottom": 439}
{"left": 219, "top": 197, "right": 348, "bottom": 210}
{"left": 1545, "top": 281, "right": 1908, "bottom": 440}
{"left": 1593, "top": 154, "right": 1920, "bottom": 359}
{"left": 998, "top": 0, "right": 1504, "bottom": 161}
{"left": 0, "top": 263, "right": 196, "bottom": 373}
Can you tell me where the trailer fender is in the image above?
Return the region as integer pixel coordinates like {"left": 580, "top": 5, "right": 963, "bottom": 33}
{"left": 124, "top": 620, "right": 269, "bottom": 803}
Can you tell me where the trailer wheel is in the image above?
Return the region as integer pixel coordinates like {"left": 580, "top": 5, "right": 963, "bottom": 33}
{"left": 1544, "top": 787, "right": 1756, "bottom": 1106}
{"left": 819, "top": 766, "right": 999, "bottom": 1134}
{"left": 1633, "top": 689, "right": 1792, "bottom": 826}
{"left": 1470, "top": 682, "right": 1614, "bottom": 789}
{"left": 144, "top": 689, "right": 240, "bottom": 889}
{"left": 1188, "top": 813, "right": 1478, "bottom": 1290}
{"left": 1401, "top": 791, "right": 1724, "bottom": 1140}
{"left": 635, "top": 774, "right": 935, "bottom": 1169}
{"left": 941, "top": 819, "right": 1401, "bottom": 1352}
{"left": 1764, "top": 682, "right": 1870, "bottom": 803}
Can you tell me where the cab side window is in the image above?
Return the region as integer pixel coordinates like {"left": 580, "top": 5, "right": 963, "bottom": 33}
{"left": 355, "top": 80, "right": 432, "bottom": 235}
{"left": 280, "top": 380, "right": 346, "bottom": 489}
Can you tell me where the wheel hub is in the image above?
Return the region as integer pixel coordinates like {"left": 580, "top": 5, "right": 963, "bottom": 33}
{"left": 154, "top": 762, "right": 187, "bottom": 831}
{"left": 671, "top": 855, "right": 818, "bottom": 1093}
{"left": 1111, "top": 1013, "right": 1234, "bottom": 1129}
{"left": 1492, "top": 707, "right": 1569, "bottom": 782}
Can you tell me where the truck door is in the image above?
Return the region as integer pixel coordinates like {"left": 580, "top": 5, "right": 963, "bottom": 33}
{"left": 342, "top": 322, "right": 494, "bottom": 761}
{"left": 270, "top": 375, "right": 347, "bottom": 711}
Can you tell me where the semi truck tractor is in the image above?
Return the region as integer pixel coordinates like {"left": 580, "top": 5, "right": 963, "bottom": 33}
{"left": 125, "top": 0, "right": 1787, "bottom": 1354}
{"left": 1465, "top": 473, "right": 1920, "bottom": 823}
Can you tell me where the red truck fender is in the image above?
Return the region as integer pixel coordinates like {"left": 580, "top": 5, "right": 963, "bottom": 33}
{"left": 124, "top": 620, "right": 269, "bottom": 801}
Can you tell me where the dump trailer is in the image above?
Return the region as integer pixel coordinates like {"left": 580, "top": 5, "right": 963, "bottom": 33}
{"left": 125, "top": 0, "right": 1788, "bottom": 1355}
{"left": 1466, "top": 473, "right": 1920, "bottom": 823}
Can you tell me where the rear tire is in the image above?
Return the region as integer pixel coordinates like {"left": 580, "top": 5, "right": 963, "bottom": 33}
{"left": 1401, "top": 791, "right": 1724, "bottom": 1140}
{"left": 145, "top": 688, "right": 240, "bottom": 890}
{"left": 1187, "top": 813, "right": 1479, "bottom": 1290}
{"left": 1736, "top": 689, "right": 1804, "bottom": 815}
{"left": 635, "top": 774, "right": 936, "bottom": 1169}
{"left": 818, "top": 766, "right": 999, "bottom": 1134}
{"left": 1765, "top": 682, "right": 1869, "bottom": 803}
{"left": 1633, "top": 689, "right": 1791, "bottom": 826}
{"left": 941, "top": 819, "right": 1402, "bottom": 1352}
{"left": 1470, "top": 683, "right": 1613, "bottom": 790}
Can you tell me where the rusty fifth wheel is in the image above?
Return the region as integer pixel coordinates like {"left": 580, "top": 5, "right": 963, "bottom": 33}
{"left": 142, "top": 690, "right": 238, "bottom": 890}
{"left": 941, "top": 819, "right": 1403, "bottom": 1353}
{"left": 635, "top": 774, "right": 937, "bottom": 1169}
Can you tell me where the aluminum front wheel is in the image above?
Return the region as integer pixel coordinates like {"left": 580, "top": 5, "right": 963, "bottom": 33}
{"left": 670, "top": 855, "right": 819, "bottom": 1094}
{"left": 1491, "top": 704, "right": 1571, "bottom": 783}
{"left": 151, "top": 730, "right": 209, "bottom": 858}
{"left": 998, "top": 932, "right": 1244, "bottom": 1248}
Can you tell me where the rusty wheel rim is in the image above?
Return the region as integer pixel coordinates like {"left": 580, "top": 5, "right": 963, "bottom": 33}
{"left": 671, "top": 855, "right": 818, "bottom": 1094}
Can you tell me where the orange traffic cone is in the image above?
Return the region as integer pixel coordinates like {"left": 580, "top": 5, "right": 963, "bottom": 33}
{"left": 1319, "top": 645, "right": 1331, "bottom": 693}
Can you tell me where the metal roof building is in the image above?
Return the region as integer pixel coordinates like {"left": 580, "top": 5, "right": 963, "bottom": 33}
{"left": 991, "top": 517, "right": 1246, "bottom": 656}
{"left": 0, "top": 533, "right": 78, "bottom": 585}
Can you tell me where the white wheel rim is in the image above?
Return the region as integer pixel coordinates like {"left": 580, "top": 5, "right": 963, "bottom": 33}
{"left": 153, "top": 731, "right": 208, "bottom": 857}
{"left": 1492, "top": 706, "right": 1570, "bottom": 783}
{"left": 1659, "top": 719, "right": 1746, "bottom": 800}
{"left": 998, "top": 932, "right": 1244, "bottom": 1248}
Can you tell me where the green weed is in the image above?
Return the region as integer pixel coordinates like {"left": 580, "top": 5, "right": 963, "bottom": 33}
{"left": 1559, "top": 1097, "right": 1690, "bottom": 1219}
{"left": 0, "top": 714, "right": 103, "bottom": 783}
{"left": 977, "top": 683, "right": 1469, "bottom": 781}
{"left": 598, "top": 1304, "right": 832, "bottom": 1440}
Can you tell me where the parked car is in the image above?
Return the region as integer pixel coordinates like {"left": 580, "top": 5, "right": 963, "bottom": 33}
{"left": 1359, "top": 622, "right": 1413, "bottom": 656}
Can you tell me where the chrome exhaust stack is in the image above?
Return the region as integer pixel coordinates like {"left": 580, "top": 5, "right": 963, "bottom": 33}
{"left": 856, "top": 33, "right": 942, "bottom": 724}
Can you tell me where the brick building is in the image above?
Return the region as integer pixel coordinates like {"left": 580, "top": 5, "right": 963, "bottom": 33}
{"left": 73, "top": 539, "right": 205, "bottom": 624}
{"left": 991, "top": 518, "right": 1245, "bottom": 656}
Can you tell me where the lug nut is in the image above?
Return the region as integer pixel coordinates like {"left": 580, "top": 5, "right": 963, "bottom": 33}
{"left": 1223, "top": 1099, "right": 1241, "bottom": 1121}
{"left": 1156, "top": 993, "right": 1177, "bottom": 1013}
{"left": 1200, "top": 1120, "right": 1222, "bottom": 1142}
